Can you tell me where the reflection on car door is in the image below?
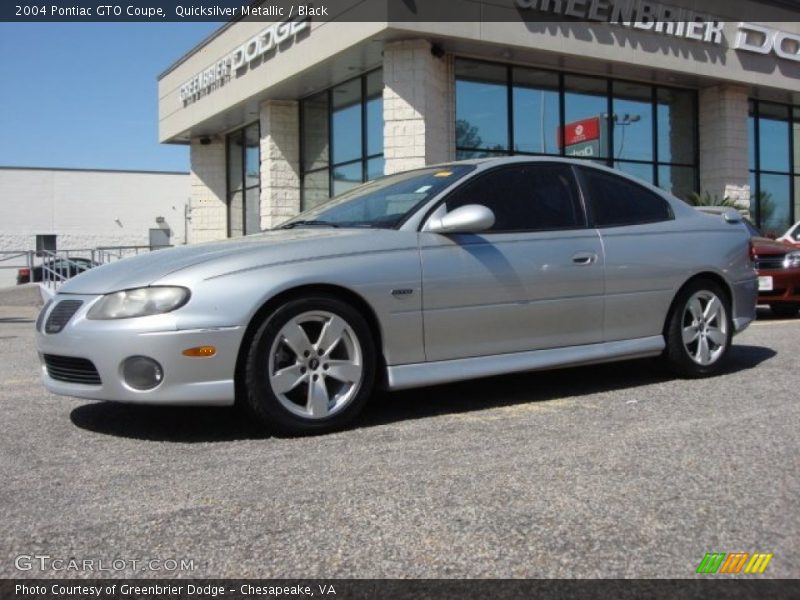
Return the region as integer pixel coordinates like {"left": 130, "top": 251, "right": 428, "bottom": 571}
{"left": 420, "top": 163, "right": 605, "bottom": 362}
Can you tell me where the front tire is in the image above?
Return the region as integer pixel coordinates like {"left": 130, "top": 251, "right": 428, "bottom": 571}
{"left": 243, "top": 295, "right": 376, "bottom": 435}
{"left": 664, "top": 279, "right": 732, "bottom": 378}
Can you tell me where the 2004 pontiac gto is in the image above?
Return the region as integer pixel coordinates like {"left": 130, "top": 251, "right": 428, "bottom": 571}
{"left": 35, "top": 157, "right": 758, "bottom": 434}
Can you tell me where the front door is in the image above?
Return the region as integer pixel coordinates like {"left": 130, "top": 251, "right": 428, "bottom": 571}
{"left": 420, "top": 163, "right": 605, "bottom": 362}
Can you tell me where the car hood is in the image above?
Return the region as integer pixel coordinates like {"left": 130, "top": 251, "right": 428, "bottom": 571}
{"left": 60, "top": 228, "right": 416, "bottom": 295}
{"left": 751, "top": 236, "right": 794, "bottom": 256}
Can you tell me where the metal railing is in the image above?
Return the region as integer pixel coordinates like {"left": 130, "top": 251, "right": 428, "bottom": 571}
{"left": 94, "top": 244, "right": 171, "bottom": 264}
{"left": 0, "top": 250, "right": 35, "bottom": 274}
{"left": 1, "top": 245, "right": 172, "bottom": 291}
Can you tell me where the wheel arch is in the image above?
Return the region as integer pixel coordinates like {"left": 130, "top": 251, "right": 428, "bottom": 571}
{"left": 662, "top": 271, "right": 734, "bottom": 337}
{"left": 234, "top": 283, "right": 387, "bottom": 404}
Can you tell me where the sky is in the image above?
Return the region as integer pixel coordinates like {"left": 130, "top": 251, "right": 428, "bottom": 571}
{"left": 0, "top": 22, "right": 222, "bottom": 172}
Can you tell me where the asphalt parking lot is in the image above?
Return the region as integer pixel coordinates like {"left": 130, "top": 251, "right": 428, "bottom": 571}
{"left": 0, "top": 305, "right": 797, "bottom": 579}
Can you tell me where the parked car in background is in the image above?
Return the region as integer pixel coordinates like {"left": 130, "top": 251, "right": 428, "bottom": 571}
{"left": 36, "top": 158, "right": 757, "bottom": 434}
{"left": 17, "top": 257, "right": 97, "bottom": 285}
{"left": 745, "top": 219, "right": 800, "bottom": 318}
{"left": 778, "top": 220, "right": 800, "bottom": 248}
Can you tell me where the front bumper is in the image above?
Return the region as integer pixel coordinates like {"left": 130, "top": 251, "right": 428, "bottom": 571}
{"left": 757, "top": 267, "right": 800, "bottom": 305}
{"left": 35, "top": 294, "right": 245, "bottom": 406}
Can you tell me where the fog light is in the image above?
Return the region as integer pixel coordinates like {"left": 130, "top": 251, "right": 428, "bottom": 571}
{"left": 122, "top": 356, "right": 163, "bottom": 390}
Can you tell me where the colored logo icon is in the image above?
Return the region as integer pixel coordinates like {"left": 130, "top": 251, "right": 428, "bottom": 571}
{"left": 696, "top": 552, "right": 773, "bottom": 574}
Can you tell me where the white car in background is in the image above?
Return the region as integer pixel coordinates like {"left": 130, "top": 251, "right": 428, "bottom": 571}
{"left": 778, "top": 221, "right": 800, "bottom": 248}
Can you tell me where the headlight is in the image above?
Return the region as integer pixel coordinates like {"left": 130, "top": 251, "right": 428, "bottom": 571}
{"left": 87, "top": 286, "right": 190, "bottom": 320}
{"left": 784, "top": 251, "right": 800, "bottom": 269}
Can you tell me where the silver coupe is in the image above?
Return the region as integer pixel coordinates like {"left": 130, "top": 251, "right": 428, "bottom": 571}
{"left": 36, "top": 158, "right": 758, "bottom": 434}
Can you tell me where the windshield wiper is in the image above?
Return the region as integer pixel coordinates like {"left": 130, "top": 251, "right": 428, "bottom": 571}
{"left": 281, "top": 220, "right": 340, "bottom": 229}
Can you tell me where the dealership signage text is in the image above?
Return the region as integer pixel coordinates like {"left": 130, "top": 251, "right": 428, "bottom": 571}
{"left": 516, "top": 0, "right": 800, "bottom": 62}
{"left": 179, "top": 17, "right": 309, "bottom": 105}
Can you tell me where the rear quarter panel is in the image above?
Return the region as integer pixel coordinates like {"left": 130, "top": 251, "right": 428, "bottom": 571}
{"left": 601, "top": 210, "right": 755, "bottom": 342}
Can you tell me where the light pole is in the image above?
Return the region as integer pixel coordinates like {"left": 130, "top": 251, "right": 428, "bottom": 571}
{"left": 612, "top": 113, "right": 641, "bottom": 159}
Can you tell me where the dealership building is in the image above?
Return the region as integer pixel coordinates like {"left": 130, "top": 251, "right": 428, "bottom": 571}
{"left": 157, "top": 0, "right": 800, "bottom": 241}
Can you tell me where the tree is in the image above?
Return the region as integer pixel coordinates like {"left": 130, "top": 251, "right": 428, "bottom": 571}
{"left": 753, "top": 190, "right": 780, "bottom": 237}
{"left": 455, "top": 119, "right": 482, "bottom": 150}
{"left": 684, "top": 191, "right": 740, "bottom": 209}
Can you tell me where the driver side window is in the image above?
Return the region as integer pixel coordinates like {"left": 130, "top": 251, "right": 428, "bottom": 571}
{"left": 444, "top": 164, "right": 585, "bottom": 232}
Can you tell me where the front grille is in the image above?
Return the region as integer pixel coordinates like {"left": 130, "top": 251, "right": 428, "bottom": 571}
{"left": 755, "top": 256, "right": 785, "bottom": 270}
{"left": 44, "top": 300, "right": 83, "bottom": 334}
{"left": 43, "top": 354, "right": 102, "bottom": 385}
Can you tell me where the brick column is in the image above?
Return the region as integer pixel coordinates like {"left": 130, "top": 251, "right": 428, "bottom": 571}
{"left": 189, "top": 139, "right": 227, "bottom": 243}
{"left": 383, "top": 40, "right": 453, "bottom": 175}
{"left": 260, "top": 100, "right": 301, "bottom": 229}
{"left": 698, "top": 84, "right": 751, "bottom": 208}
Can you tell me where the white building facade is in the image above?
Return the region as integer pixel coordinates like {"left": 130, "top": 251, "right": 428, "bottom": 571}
{"left": 0, "top": 167, "right": 189, "bottom": 286}
{"left": 157, "top": 0, "right": 800, "bottom": 242}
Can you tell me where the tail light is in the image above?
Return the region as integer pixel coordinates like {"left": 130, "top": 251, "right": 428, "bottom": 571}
{"left": 749, "top": 240, "right": 757, "bottom": 264}
{"left": 18, "top": 268, "right": 30, "bottom": 281}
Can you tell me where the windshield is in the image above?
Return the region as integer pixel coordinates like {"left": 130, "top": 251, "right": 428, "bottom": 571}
{"left": 281, "top": 165, "right": 476, "bottom": 229}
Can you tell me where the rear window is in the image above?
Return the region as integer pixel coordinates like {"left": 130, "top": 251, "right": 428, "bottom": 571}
{"left": 580, "top": 167, "right": 673, "bottom": 227}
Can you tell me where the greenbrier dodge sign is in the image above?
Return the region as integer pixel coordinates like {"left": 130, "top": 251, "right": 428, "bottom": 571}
{"left": 516, "top": 0, "right": 800, "bottom": 62}
{"left": 179, "top": 17, "right": 310, "bottom": 106}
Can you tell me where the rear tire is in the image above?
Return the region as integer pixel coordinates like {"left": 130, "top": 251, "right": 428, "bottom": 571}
{"left": 770, "top": 303, "right": 799, "bottom": 318}
{"left": 664, "top": 279, "right": 732, "bottom": 378}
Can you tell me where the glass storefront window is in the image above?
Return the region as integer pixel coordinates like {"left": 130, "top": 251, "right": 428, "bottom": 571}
{"left": 455, "top": 59, "right": 698, "bottom": 199}
{"left": 366, "top": 156, "right": 385, "bottom": 182}
{"left": 245, "top": 125, "right": 260, "bottom": 189}
{"left": 227, "top": 134, "right": 243, "bottom": 193}
{"left": 749, "top": 100, "right": 797, "bottom": 237}
{"left": 300, "top": 69, "right": 384, "bottom": 210}
{"left": 226, "top": 122, "right": 260, "bottom": 237}
{"left": 612, "top": 82, "right": 652, "bottom": 162}
{"left": 658, "top": 164, "right": 696, "bottom": 200}
{"left": 301, "top": 169, "right": 330, "bottom": 212}
{"left": 512, "top": 69, "right": 560, "bottom": 155}
{"left": 758, "top": 103, "right": 790, "bottom": 173}
{"left": 228, "top": 191, "right": 243, "bottom": 238}
{"left": 332, "top": 78, "right": 362, "bottom": 165}
{"left": 564, "top": 75, "right": 610, "bottom": 160}
{"left": 455, "top": 60, "right": 508, "bottom": 153}
{"left": 759, "top": 173, "right": 791, "bottom": 235}
{"left": 332, "top": 162, "right": 363, "bottom": 197}
{"left": 615, "top": 160, "right": 654, "bottom": 185}
{"left": 366, "top": 70, "right": 383, "bottom": 157}
{"left": 302, "top": 92, "right": 330, "bottom": 172}
{"left": 657, "top": 88, "right": 696, "bottom": 166}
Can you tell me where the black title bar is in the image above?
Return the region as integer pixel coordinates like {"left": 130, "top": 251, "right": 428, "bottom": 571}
{"left": 2, "top": 0, "right": 800, "bottom": 22}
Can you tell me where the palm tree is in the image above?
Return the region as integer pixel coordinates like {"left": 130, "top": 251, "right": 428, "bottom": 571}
{"left": 684, "top": 191, "right": 741, "bottom": 209}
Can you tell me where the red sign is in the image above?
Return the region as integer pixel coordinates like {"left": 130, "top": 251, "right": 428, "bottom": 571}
{"left": 558, "top": 117, "right": 600, "bottom": 147}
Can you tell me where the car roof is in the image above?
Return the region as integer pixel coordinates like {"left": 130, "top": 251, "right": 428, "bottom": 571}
{"left": 427, "top": 156, "right": 689, "bottom": 207}
{"left": 432, "top": 155, "right": 657, "bottom": 182}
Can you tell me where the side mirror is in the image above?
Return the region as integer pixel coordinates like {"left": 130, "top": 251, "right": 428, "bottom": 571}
{"left": 427, "top": 204, "right": 495, "bottom": 234}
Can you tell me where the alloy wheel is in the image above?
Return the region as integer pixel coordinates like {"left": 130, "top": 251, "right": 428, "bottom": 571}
{"left": 268, "top": 310, "right": 364, "bottom": 419}
{"left": 681, "top": 290, "right": 729, "bottom": 366}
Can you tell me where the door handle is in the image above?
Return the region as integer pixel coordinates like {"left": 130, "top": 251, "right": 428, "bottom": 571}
{"left": 572, "top": 252, "right": 598, "bottom": 265}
